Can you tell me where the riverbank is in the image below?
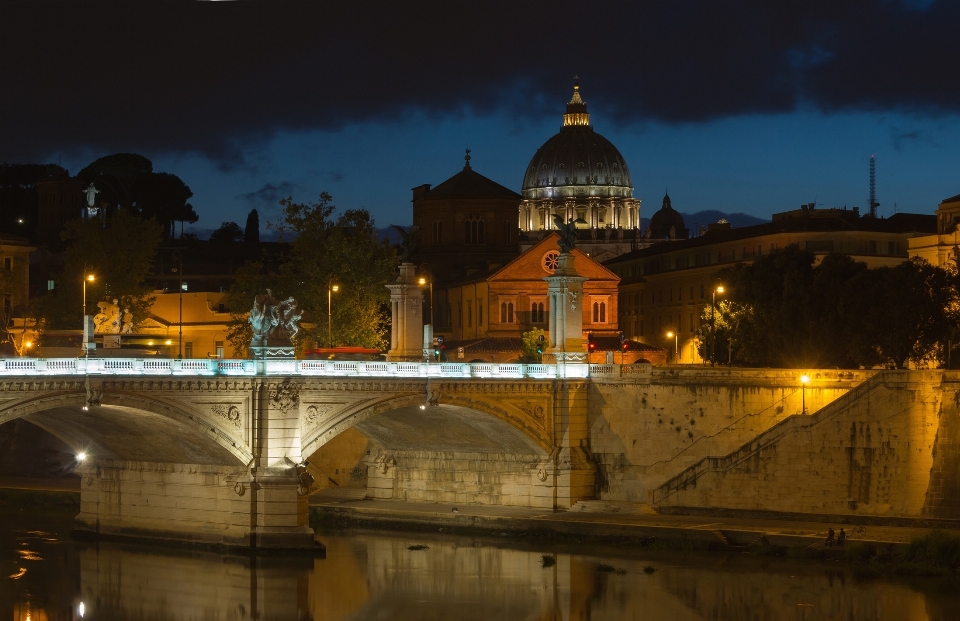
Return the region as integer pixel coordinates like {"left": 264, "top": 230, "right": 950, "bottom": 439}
{"left": 309, "top": 492, "right": 944, "bottom": 549}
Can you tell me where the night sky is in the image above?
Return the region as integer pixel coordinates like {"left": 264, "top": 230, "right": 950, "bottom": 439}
{"left": 3, "top": 1, "right": 960, "bottom": 234}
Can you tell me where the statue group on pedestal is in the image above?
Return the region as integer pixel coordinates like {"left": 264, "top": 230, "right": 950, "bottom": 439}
{"left": 249, "top": 290, "right": 301, "bottom": 346}
{"left": 93, "top": 299, "right": 133, "bottom": 334}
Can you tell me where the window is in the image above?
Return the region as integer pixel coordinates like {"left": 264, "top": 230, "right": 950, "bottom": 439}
{"left": 218, "top": 303, "right": 225, "bottom": 313}
{"left": 689, "top": 286, "right": 694, "bottom": 299}
{"left": 592, "top": 302, "right": 606, "bottom": 323}
{"left": 467, "top": 301, "right": 473, "bottom": 328}
{"left": 184, "top": 342, "right": 193, "bottom": 358}
{"left": 478, "top": 299, "right": 483, "bottom": 325}
{"left": 464, "top": 215, "right": 485, "bottom": 244}
{"left": 181, "top": 282, "right": 188, "bottom": 292}
{"left": 215, "top": 341, "right": 224, "bottom": 359}
{"left": 532, "top": 301, "right": 544, "bottom": 323}
{"left": 458, "top": 303, "right": 462, "bottom": 327}
{"left": 47, "top": 280, "right": 55, "bottom": 291}
{"left": 433, "top": 220, "right": 443, "bottom": 244}
{"left": 500, "top": 302, "right": 514, "bottom": 323}
{"left": 3, "top": 257, "right": 10, "bottom": 270}
{"left": 3, "top": 295, "right": 10, "bottom": 316}
{"left": 888, "top": 241, "right": 899, "bottom": 255}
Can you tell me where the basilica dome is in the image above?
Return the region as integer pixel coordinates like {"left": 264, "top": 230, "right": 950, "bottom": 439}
{"left": 648, "top": 192, "right": 689, "bottom": 239}
{"left": 521, "top": 82, "right": 634, "bottom": 202}
{"left": 519, "top": 81, "right": 640, "bottom": 233}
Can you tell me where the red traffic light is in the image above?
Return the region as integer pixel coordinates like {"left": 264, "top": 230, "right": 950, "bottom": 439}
{"left": 621, "top": 342, "right": 629, "bottom": 352}
{"left": 587, "top": 338, "right": 597, "bottom": 353}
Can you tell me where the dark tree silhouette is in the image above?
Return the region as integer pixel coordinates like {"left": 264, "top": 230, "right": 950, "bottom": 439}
{"left": 209, "top": 221, "right": 243, "bottom": 243}
{"left": 244, "top": 209, "right": 260, "bottom": 243}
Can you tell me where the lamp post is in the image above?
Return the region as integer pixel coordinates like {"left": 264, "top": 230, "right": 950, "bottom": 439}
{"left": 327, "top": 281, "right": 339, "bottom": 347}
{"left": 800, "top": 374, "right": 810, "bottom": 414}
{"left": 82, "top": 273, "right": 95, "bottom": 357}
{"left": 711, "top": 285, "right": 725, "bottom": 366}
{"left": 82, "top": 273, "right": 95, "bottom": 318}
{"left": 171, "top": 250, "right": 183, "bottom": 358}
{"left": 418, "top": 276, "right": 434, "bottom": 327}
{"left": 666, "top": 330, "right": 678, "bottom": 363}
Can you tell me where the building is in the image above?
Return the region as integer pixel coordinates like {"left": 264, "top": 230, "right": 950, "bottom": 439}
{"left": 428, "top": 233, "right": 663, "bottom": 363}
{"left": 606, "top": 205, "right": 936, "bottom": 363}
{"left": 908, "top": 193, "right": 960, "bottom": 267}
{"left": 519, "top": 80, "right": 644, "bottom": 262}
{"left": 409, "top": 152, "right": 522, "bottom": 287}
{"left": 137, "top": 291, "right": 236, "bottom": 358}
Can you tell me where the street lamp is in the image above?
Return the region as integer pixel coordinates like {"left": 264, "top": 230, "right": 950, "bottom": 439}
{"left": 666, "top": 330, "right": 678, "bottom": 363}
{"left": 82, "top": 273, "right": 95, "bottom": 358}
{"left": 418, "top": 276, "right": 434, "bottom": 327}
{"left": 711, "top": 285, "right": 725, "bottom": 366}
{"left": 800, "top": 374, "right": 810, "bottom": 414}
{"left": 327, "top": 282, "right": 339, "bottom": 347}
{"left": 171, "top": 251, "right": 183, "bottom": 358}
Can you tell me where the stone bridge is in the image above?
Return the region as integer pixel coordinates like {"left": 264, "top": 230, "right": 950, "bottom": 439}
{"left": 8, "top": 358, "right": 954, "bottom": 550}
{"left": 0, "top": 357, "right": 600, "bottom": 549}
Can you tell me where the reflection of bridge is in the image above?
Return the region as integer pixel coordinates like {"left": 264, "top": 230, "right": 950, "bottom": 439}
{"left": 1, "top": 358, "right": 614, "bottom": 549}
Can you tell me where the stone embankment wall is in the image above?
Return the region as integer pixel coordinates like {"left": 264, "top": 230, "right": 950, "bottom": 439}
{"left": 651, "top": 370, "right": 960, "bottom": 519}
{"left": 587, "top": 367, "right": 871, "bottom": 504}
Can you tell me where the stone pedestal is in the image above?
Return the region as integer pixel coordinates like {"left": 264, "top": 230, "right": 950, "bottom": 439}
{"left": 543, "top": 253, "right": 588, "bottom": 364}
{"left": 386, "top": 263, "right": 425, "bottom": 361}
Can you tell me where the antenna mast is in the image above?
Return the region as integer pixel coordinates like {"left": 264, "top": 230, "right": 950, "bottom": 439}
{"left": 868, "top": 155, "right": 878, "bottom": 218}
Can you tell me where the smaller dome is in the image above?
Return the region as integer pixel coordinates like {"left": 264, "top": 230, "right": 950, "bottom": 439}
{"left": 648, "top": 192, "right": 689, "bottom": 239}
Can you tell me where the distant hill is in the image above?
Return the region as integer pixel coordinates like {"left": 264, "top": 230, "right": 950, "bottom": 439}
{"left": 639, "top": 210, "right": 768, "bottom": 231}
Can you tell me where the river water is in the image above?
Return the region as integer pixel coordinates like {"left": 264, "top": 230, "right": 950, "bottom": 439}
{"left": 1, "top": 504, "right": 957, "bottom": 620}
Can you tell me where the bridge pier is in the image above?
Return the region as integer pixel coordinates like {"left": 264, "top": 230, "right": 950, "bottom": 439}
{"left": 75, "top": 460, "right": 314, "bottom": 549}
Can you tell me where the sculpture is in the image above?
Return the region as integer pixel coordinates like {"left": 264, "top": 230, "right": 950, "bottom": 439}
{"left": 93, "top": 299, "right": 122, "bottom": 334}
{"left": 249, "top": 290, "right": 301, "bottom": 346}
{"left": 83, "top": 183, "right": 100, "bottom": 207}
{"left": 552, "top": 215, "right": 587, "bottom": 253}
{"left": 390, "top": 224, "right": 420, "bottom": 262}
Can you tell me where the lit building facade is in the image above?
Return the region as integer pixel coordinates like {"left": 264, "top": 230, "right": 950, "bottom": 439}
{"left": 606, "top": 206, "right": 935, "bottom": 363}
{"left": 907, "top": 192, "right": 960, "bottom": 267}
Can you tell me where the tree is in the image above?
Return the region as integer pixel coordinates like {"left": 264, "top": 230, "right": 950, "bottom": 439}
{"left": 33, "top": 211, "right": 162, "bottom": 331}
{"left": 209, "top": 221, "right": 244, "bottom": 243}
{"left": 861, "top": 257, "right": 957, "bottom": 368}
{"left": 0, "top": 256, "right": 29, "bottom": 353}
{"left": 244, "top": 209, "right": 260, "bottom": 243}
{"left": 77, "top": 153, "right": 153, "bottom": 213}
{"left": 132, "top": 172, "right": 198, "bottom": 240}
{"left": 519, "top": 328, "right": 547, "bottom": 362}
{"left": 271, "top": 193, "right": 397, "bottom": 350}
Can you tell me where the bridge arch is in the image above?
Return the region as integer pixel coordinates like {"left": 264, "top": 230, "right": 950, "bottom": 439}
{"left": 0, "top": 387, "right": 251, "bottom": 466}
{"left": 300, "top": 389, "right": 554, "bottom": 460}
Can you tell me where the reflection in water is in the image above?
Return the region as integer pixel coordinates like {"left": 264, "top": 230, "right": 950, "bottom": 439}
{"left": 1, "top": 507, "right": 958, "bottom": 620}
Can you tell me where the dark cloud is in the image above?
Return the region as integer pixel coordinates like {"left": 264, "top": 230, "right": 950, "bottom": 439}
{"left": 237, "top": 181, "right": 298, "bottom": 208}
{"left": 890, "top": 128, "right": 922, "bottom": 152}
{"left": 2, "top": 1, "right": 959, "bottom": 165}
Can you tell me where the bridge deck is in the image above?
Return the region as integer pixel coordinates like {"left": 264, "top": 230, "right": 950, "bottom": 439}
{"left": 0, "top": 358, "right": 627, "bottom": 378}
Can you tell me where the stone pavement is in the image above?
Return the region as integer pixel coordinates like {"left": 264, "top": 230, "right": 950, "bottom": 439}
{"left": 310, "top": 489, "right": 949, "bottom": 550}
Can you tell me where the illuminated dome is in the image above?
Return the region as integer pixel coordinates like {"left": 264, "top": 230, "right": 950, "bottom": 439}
{"left": 519, "top": 80, "right": 639, "bottom": 232}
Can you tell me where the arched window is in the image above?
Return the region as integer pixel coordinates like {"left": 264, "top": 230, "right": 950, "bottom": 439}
{"left": 500, "top": 303, "right": 507, "bottom": 323}
{"left": 508, "top": 302, "right": 514, "bottom": 323}
{"left": 600, "top": 302, "right": 606, "bottom": 323}
{"left": 532, "top": 301, "right": 544, "bottom": 323}
{"left": 464, "top": 215, "right": 484, "bottom": 244}
{"left": 433, "top": 220, "right": 442, "bottom": 244}
{"left": 592, "top": 302, "right": 599, "bottom": 323}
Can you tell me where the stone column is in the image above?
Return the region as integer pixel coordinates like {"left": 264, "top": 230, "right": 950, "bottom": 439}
{"left": 386, "top": 263, "right": 425, "bottom": 361}
{"left": 544, "top": 253, "right": 588, "bottom": 364}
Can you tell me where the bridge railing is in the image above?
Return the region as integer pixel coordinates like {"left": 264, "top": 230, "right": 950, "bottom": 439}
{"left": 0, "top": 357, "right": 601, "bottom": 379}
